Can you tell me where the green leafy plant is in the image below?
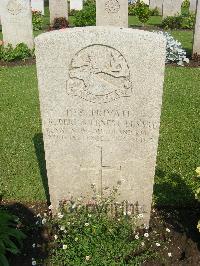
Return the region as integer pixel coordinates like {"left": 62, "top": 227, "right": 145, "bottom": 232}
{"left": 0, "top": 210, "right": 26, "bottom": 266}
{"left": 134, "top": 1, "right": 150, "bottom": 26}
{"left": 181, "top": 13, "right": 195, "bottom": 29}
{"left": 0, "top": 43, "right": 34, "bottom": 62}
{"left": 73, "top": 0, "right": 96, "bottom": 27}
{"left": 161, "top": 15, "right": 183, "bottom": 29}
{"left": 32, "top": 10, "right": 43, "bottom": 31}
{"left": 52, "top": 17, "right": 69, "bottom": 29}
{"left": 128, "top": 3, "right": 137, "bottom": 16}
{"left": 49, "top": 184, "right": 155, "bottom": 265}
{"left": 149, "top": 7, "right": 159, "bottom": 16}
{"left": 182, "top": 0, "right": 190, "bottom": 9}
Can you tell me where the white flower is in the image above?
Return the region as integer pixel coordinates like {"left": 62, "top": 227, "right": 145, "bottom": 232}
{"left": 141, "top": 242, "right": 145, "bottom": 246}
{"left": 75, "top": 237, "right": 78, "bottom": 242}
{"left": 54, "top": 235, "right": 58, "bottom": 240}
{"left": 60, "top": 225, "right": 65, "bottom": 231}
{"left": 48, "top": 205, "right": 53, "bottom": 210}
{"left": 85, "top": 255, "right": 91, "bottom": 261}
{"left": 168, "top": 252, "right": 172, "bottom": 257}
{"left": 67, "top": 222, "right": 70, "bottom": 225}
{"left": 42, "top": 218, "right": 47, "bottom": 225}
{"left": 36, "top": 213, "right": 41, "bottom": 218}
{"left": 166, "top": 228, "right": 170, "bottom": 232}
{"left": 85, "top": 223, "right": 89, "bottom": 227}
{"left": 63, "top": 244, "right": 68, "bottom": 250}
{"left": 32, "top": 258, "right": 37, "bottom": 266}
{"left": 144, "top": 233, "right": 149, "bottom": 238}
{"left": 88, "top": 214, "right": 92, "bottom": 218}
{"left": 156, "top": 243, "right": 161, "bottom": 247}
{"left": 58, "top": 213, "right": 64, "bottom": 219}
{"left": 32, "top": 243, "right": 36, "bottom": 248}
{"left": 127, "top": 211, "right": 131, "bottom": 216}
{"left": 138, "top": 213, "right": 143, "bottom": 219}
{"left": 135, "top": 234, "right": 139, "bottom": 240}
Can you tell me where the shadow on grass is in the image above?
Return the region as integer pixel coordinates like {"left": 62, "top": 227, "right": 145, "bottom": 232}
{"left": 33, "top": 133, "right": 50, "bottom": 205}
{"left": 0, "top": 202, "right": 49, "bottom": 266}
{"left": 153, "top": 168, "right": 200, "bottom": 251}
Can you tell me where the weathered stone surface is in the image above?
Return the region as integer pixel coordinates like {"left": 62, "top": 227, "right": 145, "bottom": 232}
{"left": 49, "top": 0, "right": 68, "bottom": 24}
{"left": 193, "top": 0, "right": 200, "bottom": 55}
{"left": 1, "top": 0, "right": 34, "bottom": 48}
{"left": 96, "top": 0, "right": 128, "bottom": 27}
{"left": 149, "top": 0, "right": 163, "bottom": 15}
{"left": 70, "top": 0, "right": 83, "bottom": 10}
{"left": 189, "top": 0, "right": 197, "bottom": 12}
{"left": 35, "top": 27, "right": 166, "bottom": 225}
{"left": 163, "top": 0, "right": 182, "bottom": 17}
{"left": 31, "top": 0, "right": 44, "bottom": 15}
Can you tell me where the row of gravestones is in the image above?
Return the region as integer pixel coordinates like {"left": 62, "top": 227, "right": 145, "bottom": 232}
{"left": 1, "top": 0, "right": 200, "bottom": 225}
{"left": 150, "top": 0, "right": 197, "bottom": 17}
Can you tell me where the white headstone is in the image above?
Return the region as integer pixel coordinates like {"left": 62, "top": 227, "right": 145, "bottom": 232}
{"left": 31, "top": 0, "right": 44, "bottom": 15}
{"left": 149, "top": 0, "right": 163, "bottom": 15}
{"left": 1, "top": 0, "right": 34, "bottom": 48}
{"left": 190, "top": 0, "right": 197, "bottom": 13}
{"left": 35, "top": 27, "right": 166, "bottom": 225}
{"left": 96, "top": 0, "right": 128, "bottom": 27}
{"left": 49, "top": 0, "right": 68, "bottom": 25}
{"left": 193, "top": 0, "right": 200, "bottom": 55}
{"left": 70, "top": 0, "right": 83, "bottom": 10}
{"left": 163, "top": 0, "right": 182, "bottom": 17}
{"left": 143, "top": 0, "right": 150, "bottom": 5}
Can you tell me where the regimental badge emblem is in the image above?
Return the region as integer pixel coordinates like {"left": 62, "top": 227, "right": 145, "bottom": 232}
{"left": 7, "top": 0, "right": 24, "bottom": 15}
{"left": 66, "top": 44, "right": 132, "bottom": 104}
{"left": 105, "top": 0, "right": 120, "bottom": 13}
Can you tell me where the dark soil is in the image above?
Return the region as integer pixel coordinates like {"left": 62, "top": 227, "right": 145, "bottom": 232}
{"left": 1, "top": 200, "right": 200, "bottom": 266}
{"left": 0, "top": 58, "right": 36, "bottom": 67}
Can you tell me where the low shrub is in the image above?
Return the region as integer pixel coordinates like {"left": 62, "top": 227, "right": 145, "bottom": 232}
{"left": 48, "top": 185, "right": 155, "bottom": 265}
{"left": 69, "top": 9, "right": 79, "bottom": 16}
{"left": 73, "top": 0, "right": 96, "bottom": 26}
{"left": 52, "top": 17, "right": 69, "bottom": 29}
{"left": 157, "top": 31, "right": 189, "bottom": 65}
{"left": 0, "top": 43, "right": 34, "bottom": 62}
{"left": 128, "top": 3, "right": 137, "bottom": 16}
{"left": 134, "top": 1, "right": 150, "bottom": 25}
{"left": 161, "top": 13, "right": 195, "bottom": 30}
{"left": 0, "top": 210, "right": 26, "bottom": 266}
{"left": 161, "top": 15, "right": 183, "bottom": 30}
{"left": 32, "top": 10, "right": 43, "bottom": 31}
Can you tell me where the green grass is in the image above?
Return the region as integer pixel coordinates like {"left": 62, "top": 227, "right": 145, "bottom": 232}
{"left": 0, "top": 66, "right": 200, "bottom": 205}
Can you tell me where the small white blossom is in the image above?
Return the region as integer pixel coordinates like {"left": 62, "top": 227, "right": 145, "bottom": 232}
{"left": 141, "top": 242, "right": 145, "bottom": 247}
{"left": 58, "top": 213, "right": 64, "bottom": 219}
{"left": 48, "top": 205, "right": 53, "bottom": 210}
{"left": 127, "top": 211, "right": 131, "bottom": 216}
{"left": 42, "top": 218, "right": 47, "bottom": 225}
{"left": 85, "top": 223, "right": 89, "bottom": 227}
{"left": 63, "top": 244, "right": 68, "bottom": 250}
{"left": 138, "top": 214, "right": 143, "bottom": 219}
{"left": 88, "top": 214, "right": 92, "bottom": 218}
{"left": 60, "top": 225, "right": 65, "bottom": 231}
{"left": 85, "top": 255, "right": 91, "bottom": 261}
{"left": 135, "top": 234, "right": 139, "bottom": 240}
{"left": 168, "top": 252, "right": 172, "bottom": 257}
{"left": 32, "top": 258, "right": 37, "bottom": 266}
{"left": 75, "top": 237, "right": 78, "bottom": 242}
{"left": 36, "top": 213, "right": 41, "bottom": 218}
{"left": 144, "top": 233, "right": 149, "bottom": 238}
{"left": 32, "top": 243, "right": 36, "bottom": 248}
{"left": 54, "top": 235, "right": 58, "bottom": 240}
{"left": 67, "top": 222, "right": 70, "bottom": 225}
{"left": 156, "top": 243, "right": 161, "bottom": 247}
{"left": 166, "top": 228, "right": 171, "bottom": 232}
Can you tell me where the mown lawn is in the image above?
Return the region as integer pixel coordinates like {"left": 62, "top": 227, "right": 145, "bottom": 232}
{"left": 0, "top": 66, "right": 200, "bottom": 205}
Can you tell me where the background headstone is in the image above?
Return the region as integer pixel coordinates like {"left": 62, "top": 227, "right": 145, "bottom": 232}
{"left": 49, "top": 0, "right": 68, "bottom": 25}
{"left": 193, "top": 0, "right": 200, "bottom": 55}
{"left": 190, "top": 0, "right": 197, "bottom": 12}
{"left": 35, "top": 27, "right": 166, "bottom": 225}
{"left": 149, "top": 0, "right": 163, "bottom": 15}
{"left": 96, "top": 0, "right": 128, "bottom": 27}
{"left": 31, "top": 0, "right": 44, "bottom": 15}
{"left": 70, "top": 0, "right": 83, "bottom": 10}
{"left": 142, "top": 0, "right": 149, "bottom": 5}
{"left": 163, "top": 0, "right": 182, "bottom": 17}
{"left": 1, "top": 0, "right": 34, "bottom": 48}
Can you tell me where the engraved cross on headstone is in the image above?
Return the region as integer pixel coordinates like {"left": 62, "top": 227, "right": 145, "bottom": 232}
{"left": 80, "top": 146, "right": 122, "bottom": 194}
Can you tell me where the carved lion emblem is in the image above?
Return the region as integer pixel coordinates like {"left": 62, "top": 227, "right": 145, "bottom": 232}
{"left": 7, "top": 0, "right": 24, "bottom": 15}
{"left": 105, "top": 0, "right": 120, "bottom": 14}
{"left": 66, "top": 44, "right": 132, "bottom": 104}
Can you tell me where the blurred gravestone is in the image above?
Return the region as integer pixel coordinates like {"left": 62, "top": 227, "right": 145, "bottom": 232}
{"left": 96, "top": 0, "right": 128, "bottom": 27}
{"left": 149, "top": 0, "right": 163, "bottom": 15}
{"left": 70, "top": 0, "right": 83, "bottom": 10}
{"left": 1, "top": 0, "right": 34, "bottom": 48}
{"left": 49, "top": 0, "right": 68, "bottom": 25}
{"left": 193, "top": 0, "right": 200, "bottom": 55}
{"left": 190, "top": 0, "right": 197, "bottom": 12}
{"left": 163, "top": 0, "right": 182, "bottom": 17}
